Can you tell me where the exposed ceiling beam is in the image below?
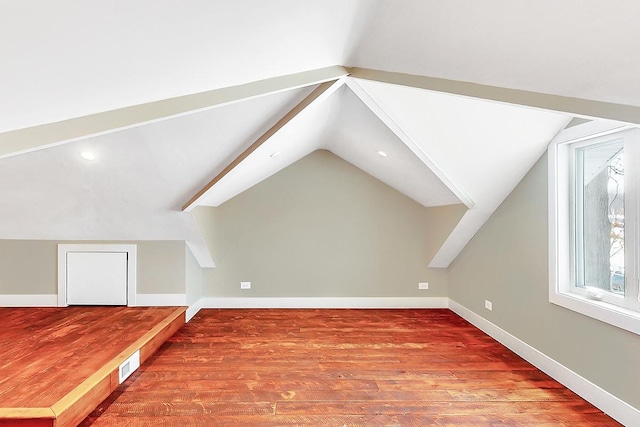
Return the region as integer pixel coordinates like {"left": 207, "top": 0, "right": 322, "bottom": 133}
{"left": 0, "top": 65, "right": 350, "bottom": 160}
{"left": 349, "top": 67, "right": 640, "bottom": 125}
{"left": 182, "top": 78, "right": 346, "bottom": 211}
{"left": 345, "top": 78, "right": 475, "bottom": 209}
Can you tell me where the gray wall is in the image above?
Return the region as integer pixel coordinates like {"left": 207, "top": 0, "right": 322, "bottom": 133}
{"left": 424, "top": 203, "right": 468, "bottom": 263}
{"left": 0, "top": 240, "right": 186, "bottom": 295}
{"left": 448, "top": 152, "right": 640, "bottom": 410}
{"left": 136, "top": 241, "right": 186, "bottom": 294}
{"left": 197, "top": 150, "right": 463, "bottom": 298}
{"left": 0, "top": 240, "right": 57, "bottom": 294}
{"left": 185, "top": 244, "right": 203, "bottom": 305}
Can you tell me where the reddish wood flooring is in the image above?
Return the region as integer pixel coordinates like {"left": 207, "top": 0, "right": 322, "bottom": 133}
{"left": 82, "top": 309, "right": 620, "bottom": 426}
{"left": 0, "top": 306, "right": 181, "bottom": 409}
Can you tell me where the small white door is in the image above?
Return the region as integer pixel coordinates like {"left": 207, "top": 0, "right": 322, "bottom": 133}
{"left": 67, "top": 252, "right": 128, "bottom": 305}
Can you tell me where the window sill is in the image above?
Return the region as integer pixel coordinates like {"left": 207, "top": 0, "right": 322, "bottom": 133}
{"left": 550, "top": 290, "right": 640, "bottom": 336}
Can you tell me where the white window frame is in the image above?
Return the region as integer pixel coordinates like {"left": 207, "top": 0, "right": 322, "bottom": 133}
{"left": 549, "top": 120, "right": 640, "bottom": 336}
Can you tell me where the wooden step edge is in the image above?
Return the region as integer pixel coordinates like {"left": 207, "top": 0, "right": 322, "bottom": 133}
{"left": 0, "top": 407, "right": 55, "bottom": 419}
{"left": 0, "top": 407, "right": 55, "bottom": 427}
{"left": 50, "top": 306, "right": 187, "bottom": 427}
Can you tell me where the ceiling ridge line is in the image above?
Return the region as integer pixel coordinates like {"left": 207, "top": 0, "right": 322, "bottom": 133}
{"left": 345, "top": 77, "right": 475, "bottom": 209}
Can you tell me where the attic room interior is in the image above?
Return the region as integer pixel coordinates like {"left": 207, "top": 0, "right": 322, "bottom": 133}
{"left": 1, "top": 1, "right": 639, "bottom": 426}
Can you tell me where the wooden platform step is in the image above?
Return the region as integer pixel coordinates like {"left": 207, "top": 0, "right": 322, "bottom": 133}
{"left": 0, "top": 306, "right": 186, "bottom": 427}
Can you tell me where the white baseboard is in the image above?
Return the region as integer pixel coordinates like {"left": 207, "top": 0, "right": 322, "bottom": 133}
{"left": 449, "top": 299, "right": 639, "bottom": 427}
{"left": 11, "top": 292, "right": 629, "bottom": 424}
{"left": 186, "top": 298, "right": 203, "bottom": 322}
{"left": 201, "top": 296, "right": 449, "bottom": 309}
{"left": 136, "top": 293, "right": 187, "bottom": 307}
{"left": 0, "top": 294, "right": 58, "bottom": 307}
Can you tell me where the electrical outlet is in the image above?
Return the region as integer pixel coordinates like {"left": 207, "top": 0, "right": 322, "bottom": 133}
{"left": 240, "top": 281, "right": 251, "bottom": 290}
{"left": 418, "top": 282, "right": 429, "bottom": 290}
{"left": 485, "top": 299, "right": 493, "bottom": 311}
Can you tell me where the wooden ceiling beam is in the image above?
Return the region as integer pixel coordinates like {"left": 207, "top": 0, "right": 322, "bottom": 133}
{"left": 182, "top": 78, "right": 345, "bottom": 211}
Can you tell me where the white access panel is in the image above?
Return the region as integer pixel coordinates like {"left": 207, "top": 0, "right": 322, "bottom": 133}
{"left": 66, "top": 252, "right": 128, "bottom": 305}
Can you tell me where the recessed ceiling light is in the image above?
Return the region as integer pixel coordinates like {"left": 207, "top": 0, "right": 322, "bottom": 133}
{"left": 270, "top": 152, "right": 281, "bottom": 158}
{"left": 80, "top": 151, "right": 96, "bottom": 161}
{"left": 377, "top": 150, "right": 388, "bottom": 158}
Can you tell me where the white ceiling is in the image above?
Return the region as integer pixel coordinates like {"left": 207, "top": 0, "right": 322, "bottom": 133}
{"left": 3, "top": 0, "right": 639, "bottom": 135}
{"left": 1, "top": 0, "right": 634, "bottom": 267}
{"left": 323, "top": 86, "right": 460, "bottom": 208}
{"left": 196, "top": 84, "right": 335, "bottom": 208}
{"left": 350, "top": 0, "right": 640, "bottom": 107}
{"left": 0, "top": 1, "right": 374, "bottom": 133}
{"left": 0, "top": 86, "right": 316, "bottom": 266}
{"left": 198, "top": 84, "right": 462, "bottom": 209}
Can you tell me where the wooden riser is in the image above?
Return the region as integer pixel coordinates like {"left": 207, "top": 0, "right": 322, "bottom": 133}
{"left": 0, "top": 306, "right": 186, "bottom": 427}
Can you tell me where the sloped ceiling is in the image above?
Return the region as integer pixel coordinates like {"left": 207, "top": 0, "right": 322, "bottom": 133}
{"left": 0, "top": 86, "right": 318, "bottom": 266}
{"left": 0, "top": 1, "right": 374, "bottom": 133}
{"left": 323, "top": 86, "right": 461, "bottom": 208}
{"left": 1, "top": 1, "right": 637, "bottom": 268}
{"left": 350, "top": 0, "right": 640, "bottom": 106}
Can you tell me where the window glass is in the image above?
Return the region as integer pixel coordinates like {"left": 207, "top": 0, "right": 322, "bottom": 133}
{"left": 575, "top": 139, "right": 624, "bottom": 294}
{"left": 550, "top": 124, "right": 640, "bottom": 335}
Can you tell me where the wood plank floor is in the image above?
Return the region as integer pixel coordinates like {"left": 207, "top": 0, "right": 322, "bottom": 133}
{"left": 81, "top": 309, "right": 620, "bottom": 426}
{"left": 0, "top": 306, "right": 182, "bottom": 409}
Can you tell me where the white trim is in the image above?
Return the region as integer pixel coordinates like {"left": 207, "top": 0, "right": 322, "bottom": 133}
{"left": 186, "top": 298, "right": 203, "bottom": 322}
{"left": 57, "top": 244, "right": 137, "bottom": 307}
{"left": 0, "top": 294, "right": 58, "bottom": 307}
{"left": 185, "top": 239, "right": 216, "bottom": 269}
{"left": 201, "top": 297, "right": 449, "bottom": 309}
{"left": 346, "top": 78, "right": 474, "bottom": 209}
{"left": 548, "top": 123, "right": 640, "bottom": 335}
{"left": 549, "top": 292, "right": 640, "bottom": 336}
{"left": 449, "top": 299, "right": 639, "bottom": 427}
{"left": 136, "top": 293, "right": 187, "bottom": 307}
{"left": 10, "top": 290, "right": 627, "bottom": 422}
{"left": 552, "top": 120, "right": 631, "bottom": 145}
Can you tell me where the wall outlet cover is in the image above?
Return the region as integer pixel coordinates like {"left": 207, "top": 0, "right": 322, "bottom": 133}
{"left": 240, "top": 281, "right": 251, "bottom": 290}
{"left": 418, "top": 282, "right": 429, "bottom": 290}
{"left": 485, "top": 300, "right": 493, "bottom": 311}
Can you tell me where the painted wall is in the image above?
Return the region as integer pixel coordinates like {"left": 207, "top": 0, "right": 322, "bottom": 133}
{"left": 424, "top": 203, "right": 468, "bottom": 263}
{"left": 135, "top": 241, "right": 185, "bottom": 294}
{"left": 185, "top": 244, "right": 203, "bottom": 306}
{"left": 448, "top": 152, "right": 640, "bottom": 411}
{"left": 0, "top": 240, "right": 57, "bottom": 295}
{"left": 0, "top": 240, "right": 186, "bottom": 295}
{"left": 197, "top": 150, "right": 464, "bottom": 298}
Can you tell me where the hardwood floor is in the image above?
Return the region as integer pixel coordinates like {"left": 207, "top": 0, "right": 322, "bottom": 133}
{"left": 82, "top": 309, "right": 620, "bottom": 426}
{"left": 0, "top": 306, "right": 185, "bottom": 427}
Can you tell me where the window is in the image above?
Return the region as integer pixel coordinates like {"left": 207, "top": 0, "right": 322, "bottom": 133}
{"left": 549, "top": 121, "right": 640, "bottom": 335}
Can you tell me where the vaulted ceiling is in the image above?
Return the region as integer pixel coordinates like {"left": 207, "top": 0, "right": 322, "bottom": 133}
{"left": 1, "top": 1, "right": 639, "bottom": 268}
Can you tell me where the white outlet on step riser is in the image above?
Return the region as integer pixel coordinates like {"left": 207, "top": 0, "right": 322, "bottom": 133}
{"left": 485, "top": 300, "right": 493, "bottom": 311}
{"left": 119, "top": 350, "right": 140, "bottom": 384}
{"left": 240, "top": 282, "right": 251, "bottom": 290}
